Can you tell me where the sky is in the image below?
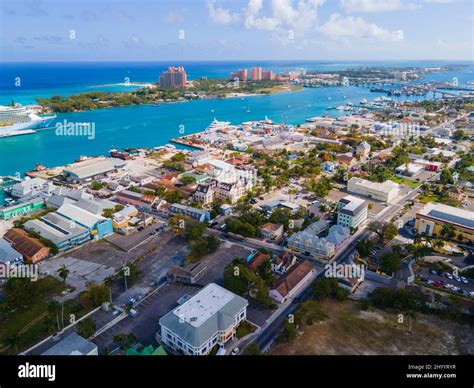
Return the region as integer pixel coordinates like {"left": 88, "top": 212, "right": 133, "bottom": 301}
{"left": 1, "top": 0, "right": 473, "bottom": 62}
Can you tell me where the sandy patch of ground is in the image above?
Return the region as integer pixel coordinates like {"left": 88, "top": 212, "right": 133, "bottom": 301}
{"left": 270, "top": 300, "right": 473, "bottom": 355}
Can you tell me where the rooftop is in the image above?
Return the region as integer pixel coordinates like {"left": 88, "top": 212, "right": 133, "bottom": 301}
{"left": 57, "top": 203, "right": 106, "bottom": 229}
{"left": 42, "top": 332, "right": 97, "bottom": 355}
{"left": 25, "top": 213, "right": 88, "bottom": 245}
{"left": 338, "top": 195, "right": 368, "bottom": 216}
{"left": 348, "top": 177, "right": 399, "bottom": 194}
{"left": 0, "top": 239, "right": 22, "bottom": 263}
{"left": 418, "top": 202, "right": 474, "bottom": 230}
{"left": 159, "top": 283, "right": 248, "bottom": 348}
{"left": 63, "top": 157, "right": 126, "bottom": 179}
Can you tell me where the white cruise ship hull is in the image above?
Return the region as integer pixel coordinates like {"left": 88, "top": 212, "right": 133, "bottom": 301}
{"left": 0, "top": 116, "right": 56, "bottom": 136}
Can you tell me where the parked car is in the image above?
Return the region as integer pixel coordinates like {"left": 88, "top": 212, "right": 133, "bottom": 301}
{"left": 453, "top": 275, "right": 461, "bottom": 283}
{"left": 433, "top": 281, "right": 444, "bottom": 287}
{"left": 444, "top": 273, "right": 453, "bottom": 280}
{"left": 460, "top": 276, "right": 468, "bottom": 284}
{"left": 231, "top": 347, "right": 240, "bottom": 356}
{"left": 429, "top": 269, "right": 437, "bottom": 276}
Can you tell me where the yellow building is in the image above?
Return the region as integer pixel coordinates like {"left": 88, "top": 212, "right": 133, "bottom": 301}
{"left": 447, "top": 187, "right": 468, "bottom": 202}
{"left": 415, "top": 202, "right": 474, "bottom": 243}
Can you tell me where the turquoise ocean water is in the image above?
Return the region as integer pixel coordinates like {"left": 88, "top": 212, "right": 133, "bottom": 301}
{"left": 0, "top": 61, "right": 473, "bottom": 177}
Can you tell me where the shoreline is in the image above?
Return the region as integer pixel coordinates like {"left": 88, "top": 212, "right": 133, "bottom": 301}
{"left": 36, "top": 84, "right": 305, "bottom": 115}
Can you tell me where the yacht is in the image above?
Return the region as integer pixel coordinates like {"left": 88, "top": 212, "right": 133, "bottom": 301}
{"left": 205, "top": 118, "right": 231, "bottom": 132}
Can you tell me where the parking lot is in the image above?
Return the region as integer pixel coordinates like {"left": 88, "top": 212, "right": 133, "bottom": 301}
{"left": 93, "top": 282, "right": 199, "bottom": 353}
{"left": 418, "top": 268, "right": 474, "bottom": 298}
{"left": 198, "top": 239, "right": 253, "bottom": 285}
{"left": 104, "top": 222, "right": 165, "bottom": 252}
{"left": 39, "top": 256, "right": 116, "bottom": 300}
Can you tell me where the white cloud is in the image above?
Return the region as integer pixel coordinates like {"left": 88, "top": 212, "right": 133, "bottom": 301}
{"left": 206, "top": 0, "right": 239, "bottom": 25}
{"left": 207, "top": 0, "right": 326, "bottom": 35}
{"left": 340, "top": 0, "right": 420, "bottom": 12}
{"left": 319, "top": 13, "right": 404, "bottom": 41}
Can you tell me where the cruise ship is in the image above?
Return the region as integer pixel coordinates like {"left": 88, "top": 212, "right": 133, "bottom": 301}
{"left": 0, "top": 104, "right": 56, "bottom": 137}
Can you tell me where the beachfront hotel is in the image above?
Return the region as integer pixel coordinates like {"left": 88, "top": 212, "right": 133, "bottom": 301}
{"left": 159, "top": 66, "right": 187, "bottom": 88}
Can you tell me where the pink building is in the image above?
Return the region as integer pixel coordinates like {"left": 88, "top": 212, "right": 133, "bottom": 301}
{"left": 237, "top": 69, "right": 248, "bottom": 81}
{"left": 160, "top": 66, "right": 187, "bottom": 88}
{"left": 251, "top": 67, "right": 263, "bottom": 81}
{"left": 262, "top": 70, "right": 274, "bottom": 81}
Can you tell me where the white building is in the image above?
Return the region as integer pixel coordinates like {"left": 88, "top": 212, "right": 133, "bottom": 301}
{"left": 356, "top": 141, "right": 371, "bottom": 159}
{"left": 10, "top": 178, "right": 47, "bottom": 198}
{"left": 287, "top": 230, "right": 335, "bottom": 259}
{"left": 337, "top": 195, "right": 368, "bottom": 229}
{"left": 42, "top": 332, "right": 98, "bottom": 355}
{"left": 395, "top": 163, "right": 424, "bottom": 177}
{"left": 159, "top": 283, "right": 248, "bottom": 355}
{"left": 347, "top": 177, "right": 400, "bottom": 203}
{"left": 269, "top": 261, "right": 314, "bottom": 304}
{"left": 194, "top": 177, "right": 253, "bottom": 205}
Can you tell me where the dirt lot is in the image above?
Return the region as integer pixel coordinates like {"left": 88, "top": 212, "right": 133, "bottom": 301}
{"left": 270, "top": 300, "right": 474, "bottom": 355}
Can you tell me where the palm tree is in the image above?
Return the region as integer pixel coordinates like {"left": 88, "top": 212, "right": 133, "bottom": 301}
{"left": 413, "top": 233, "right": 423, "bottom": 245}
{"left": 57, "top": 264, "right": 70, "bottom": 285}
{"left": 441, "top": 224, "right": 455, "bottom": 240}
{"left": 47, "top": 300, "right": 62, "bottom": 332}
{"left": 405, "top": 310, "right": 416, "bottom": 335}
{"left": 104, "top": 276, "right": 114, "bottom": 304}
{"left": 5, "top": 333, "right": 20, "bottom": 354}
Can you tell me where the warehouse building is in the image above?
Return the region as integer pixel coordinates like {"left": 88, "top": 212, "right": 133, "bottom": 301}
{"left": 24, "top": 213, "right": 90, "bottom": 252}
{"left": 56, "top": 204, "right": 113, "bottom": 239}
{"left": 347, "top": 177, "right": 400, "bottom": 203}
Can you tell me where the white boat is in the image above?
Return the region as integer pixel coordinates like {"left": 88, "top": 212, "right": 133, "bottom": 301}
{"left": 205, "top": 118, "right": 231, "bottom": 132}
{"left": 0, "top": 104, "right": 56, "bottom": 137}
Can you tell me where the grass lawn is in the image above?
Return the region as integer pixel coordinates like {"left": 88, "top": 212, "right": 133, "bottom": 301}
{"left": 419, "top": 195, "right": 439, "bottom": 204}
{"left": 419, "top": 194, "right": 460, "bottom": 207}
{"left": 261, "top": 85, "right": 303, "bottom": 94}
{"left": 0, "top": 276, "right": 96, "bottom": 355}
{"left": 269, "top": 299, "right": 473, "bottom": 355}
{"left": 391, "top": 176, "right": 420, "bottom": 188}
{"left": 236, "top": 321, "right": 255, "bottom": 339}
